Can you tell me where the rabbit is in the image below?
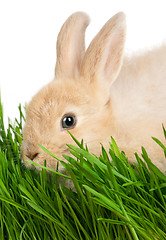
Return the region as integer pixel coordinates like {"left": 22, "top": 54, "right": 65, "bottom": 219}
{"left": 21, "top": 11, "right": 166, "bottom": 174}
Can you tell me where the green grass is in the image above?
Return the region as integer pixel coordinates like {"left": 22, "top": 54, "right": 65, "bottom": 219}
{"left": 0, "top": 98, "right": 166, "bottom": 240}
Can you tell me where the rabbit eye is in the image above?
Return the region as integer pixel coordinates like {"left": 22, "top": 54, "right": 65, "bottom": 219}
{"left": 61, "top": 114, "right": 76, "bottom": 129}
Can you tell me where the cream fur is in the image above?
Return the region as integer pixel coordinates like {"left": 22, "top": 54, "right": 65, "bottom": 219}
{"left": 21, "top": 12, "right": 166, "bottom": 174}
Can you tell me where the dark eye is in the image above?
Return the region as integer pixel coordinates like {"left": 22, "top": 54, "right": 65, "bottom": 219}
{"left": 61, "top": 114, "right": 76, "bottom": 129}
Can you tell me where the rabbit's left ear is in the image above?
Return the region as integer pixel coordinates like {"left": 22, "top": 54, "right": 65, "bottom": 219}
{"left": 55, "top": 12, "right": 90, "bottom": 79}
{"left": 80, "top": 12, "right": 126, "bottom": 87}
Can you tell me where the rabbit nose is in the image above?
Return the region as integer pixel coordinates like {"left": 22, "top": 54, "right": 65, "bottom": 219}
{"left": 23, "top": 141, "right": 40, "bottom": 161}
{"left": 26, "top": 152, "right": 39, "bottom": 161}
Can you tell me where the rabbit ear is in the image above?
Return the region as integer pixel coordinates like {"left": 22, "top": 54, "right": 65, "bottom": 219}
{"left": 80, "top": 12, "right": 126, "bottom": 87}
{"left": 55, "top": 12, "right": 90, "bottom": 79}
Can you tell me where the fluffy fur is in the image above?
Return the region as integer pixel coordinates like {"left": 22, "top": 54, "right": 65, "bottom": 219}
{"left": 21, "top": 12, "right": 166, "bottom": 173}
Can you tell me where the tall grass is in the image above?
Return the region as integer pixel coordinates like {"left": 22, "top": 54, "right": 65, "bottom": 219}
{"left": 0, "top": 98, "right": 166, "bottom": 239}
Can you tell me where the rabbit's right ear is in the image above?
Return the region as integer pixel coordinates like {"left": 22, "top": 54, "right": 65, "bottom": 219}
{"left": 80, "top": 12, "right": 126, "bottom": 88}
{"left": 55, "top": 12, "right": 90, "bottom": 79}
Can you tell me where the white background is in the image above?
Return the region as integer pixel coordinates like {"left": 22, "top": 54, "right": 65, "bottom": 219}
{"left": 0, "top": 0, "right": 166, "bottom": 127}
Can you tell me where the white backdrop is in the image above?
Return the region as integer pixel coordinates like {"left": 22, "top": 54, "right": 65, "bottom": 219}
{"left": 1, "top": 0, "right": 166, "bottom": 126}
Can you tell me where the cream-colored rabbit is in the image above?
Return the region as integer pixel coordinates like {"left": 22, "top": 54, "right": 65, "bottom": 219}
{"left": 21, "top": 12, "right": 166, "bottom": 173}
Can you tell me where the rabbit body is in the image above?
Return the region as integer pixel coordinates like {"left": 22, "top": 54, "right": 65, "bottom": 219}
{"left": 21, "top": 12, "right": 166, "bottom": 172}
{"left": 111, "top": 47, "right": 166, "bottom": 170}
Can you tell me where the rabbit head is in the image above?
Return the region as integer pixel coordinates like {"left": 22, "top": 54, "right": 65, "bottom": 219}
{"left": 21, "top": 12, "right": 126, "bottom": 171}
